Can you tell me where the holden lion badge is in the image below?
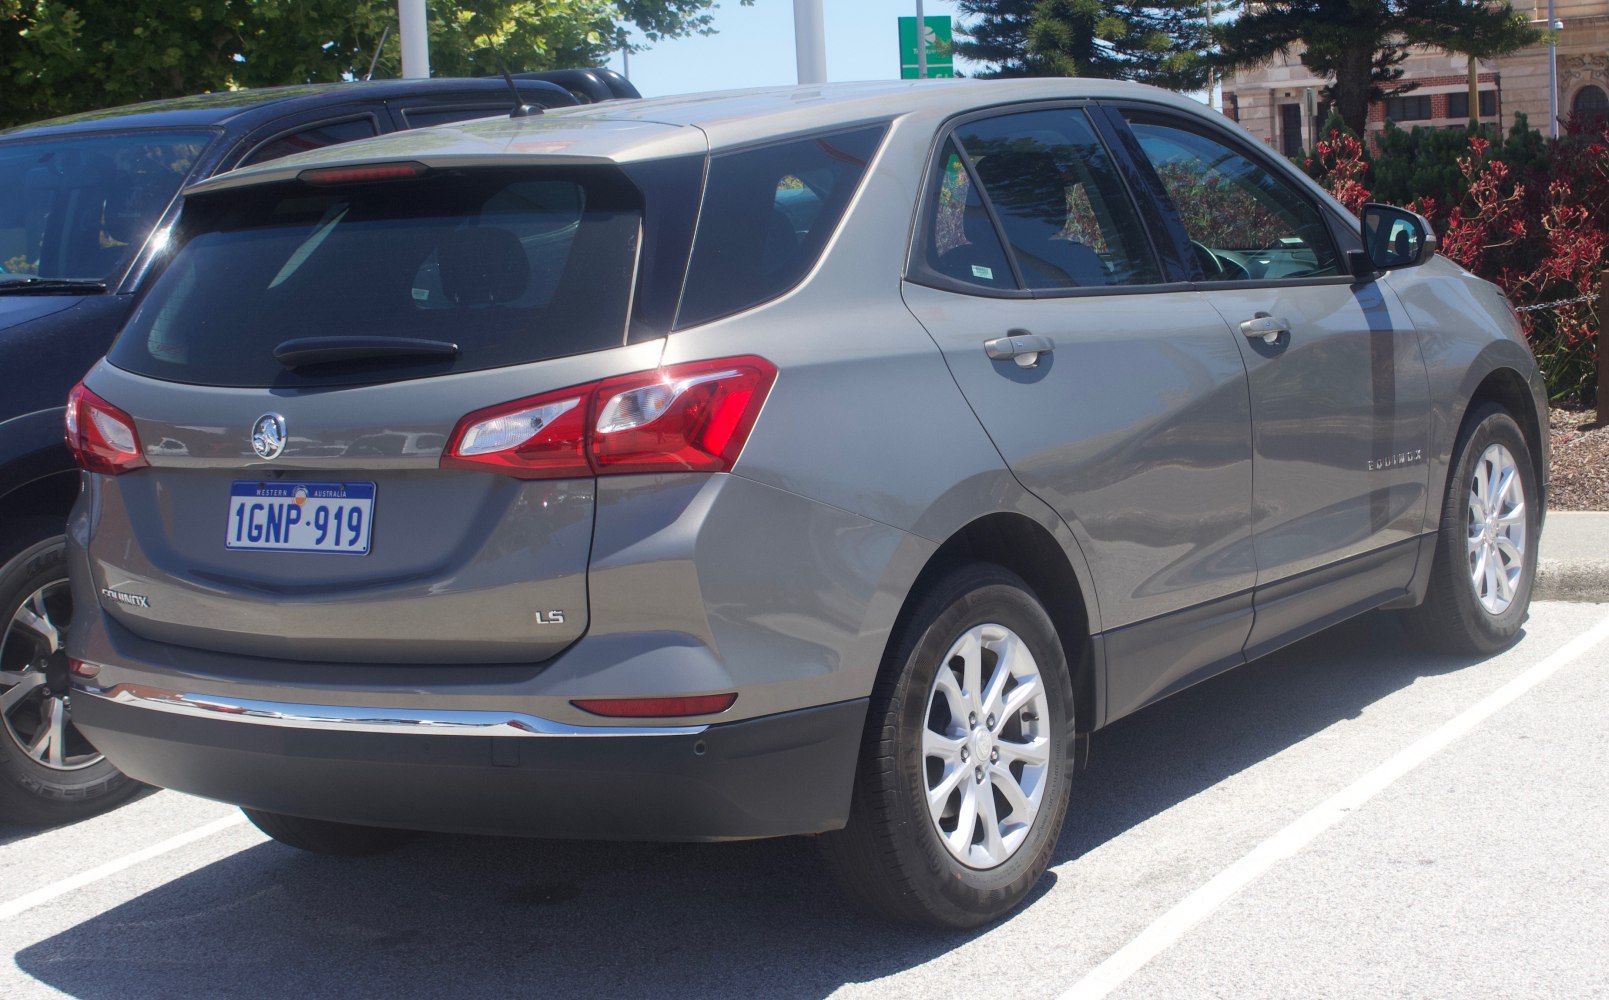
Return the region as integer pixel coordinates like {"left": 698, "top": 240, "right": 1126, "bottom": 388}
{"left": 251, "top": 413, "right": 287, "bottom": 461}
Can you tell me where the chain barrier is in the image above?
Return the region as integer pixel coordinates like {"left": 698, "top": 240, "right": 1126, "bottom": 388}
{"left": 1514, "top": 291, "right": 1600, "bottom": 314}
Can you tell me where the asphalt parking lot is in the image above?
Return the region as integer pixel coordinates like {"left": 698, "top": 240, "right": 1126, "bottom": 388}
{"left": 3, "top": 601, "right": 1607, "bottom": 1000}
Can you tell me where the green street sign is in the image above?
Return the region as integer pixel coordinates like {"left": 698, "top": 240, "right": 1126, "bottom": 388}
{"left": 898, "top": 15, "right": 954, "bottom": 79}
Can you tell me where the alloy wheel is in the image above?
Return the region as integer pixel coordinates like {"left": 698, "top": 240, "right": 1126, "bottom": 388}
{"left": 922, "top": 622, "right": 1052, "bottom": 869}
{"left": 1466, "top": 442, "right": 1527, "bottom": 616}
{"left": 0, "top": 580, "right": 101, "bottom": 771}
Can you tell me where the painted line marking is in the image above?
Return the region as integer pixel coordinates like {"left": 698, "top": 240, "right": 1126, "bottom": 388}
{"left": 0, "top": 813, "right": 247, "bottom": 922}
{"left": 1060, "top": 610, "right": 1609, "bottom": 1000}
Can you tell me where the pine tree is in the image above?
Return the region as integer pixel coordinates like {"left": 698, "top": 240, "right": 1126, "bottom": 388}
{"left": 1212, "top": 0, "right": 1541, "bottom": 139}
{"left": 956, "top": 0, "right": 1209, "bottom": 91}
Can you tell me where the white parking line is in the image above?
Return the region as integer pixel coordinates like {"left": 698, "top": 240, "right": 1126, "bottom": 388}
{"left": 1060, "top": 610, "right": 1609, "bottom": 1000}
{"left": 0, "top": 813, "right": 246, "bottom": 921}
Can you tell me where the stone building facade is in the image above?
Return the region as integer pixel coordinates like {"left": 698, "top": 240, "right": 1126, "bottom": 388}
{"left": 1221, "top": 0, "right": 1609, "bottom": 152}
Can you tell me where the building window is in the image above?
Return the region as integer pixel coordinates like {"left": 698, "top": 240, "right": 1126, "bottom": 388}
{"left": 1384, "top": 95, "right": 1432, "bottom": 122}
{"left": 1572, "top": 85, "right": 1608, "bottom": 124}
{"left": 1279, "top": 103, "right": 1303, "bottom": 156}
{"left": 1446, "top": 90, "right": 1497, "bottom": 119}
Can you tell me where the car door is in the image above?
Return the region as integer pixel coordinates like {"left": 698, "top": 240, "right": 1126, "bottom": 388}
{"left": 1109, "top": 107, "right": 1431, "bottom": 656}
{"left": 901, "top": 105, "right": 1258, "bottom": 719}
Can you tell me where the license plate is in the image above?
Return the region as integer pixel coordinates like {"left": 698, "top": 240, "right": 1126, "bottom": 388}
{"left": 226, "top": 482, "right": 375, "bottom": 554}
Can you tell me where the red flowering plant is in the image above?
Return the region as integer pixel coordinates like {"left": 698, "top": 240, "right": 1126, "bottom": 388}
{"left": 1311, "top": 121, "right": 1609, "bottom": 401}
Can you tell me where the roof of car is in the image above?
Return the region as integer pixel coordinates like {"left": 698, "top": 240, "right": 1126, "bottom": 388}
{"left": 0, "top": 78, "right": 573, "bottom": 140}
{"left": 185, "top": 78, "right": 1228, "bottom": 195}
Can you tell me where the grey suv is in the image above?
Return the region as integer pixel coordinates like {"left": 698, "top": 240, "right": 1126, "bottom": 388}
{"left": 63, "top": 79, "right": 1546, "bottom": 927}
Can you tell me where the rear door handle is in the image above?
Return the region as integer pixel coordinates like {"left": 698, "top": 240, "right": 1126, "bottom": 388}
{"left": 984, "top": 331, "right": 1055, "bottom": 368}
{"left": 1239, "top": 314, "right": 1291, "bottom": 344}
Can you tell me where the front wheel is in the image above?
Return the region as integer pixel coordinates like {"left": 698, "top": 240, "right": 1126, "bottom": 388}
{"left": 1404, "top": 403, "right": 1539, "bottom": 655}
{"left": 821, "top": 564, "right": 1074, "bottom": 928}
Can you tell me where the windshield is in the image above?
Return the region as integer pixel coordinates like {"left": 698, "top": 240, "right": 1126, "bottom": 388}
{"left": 0, "top": 130, "right": 210, "bottom": 285}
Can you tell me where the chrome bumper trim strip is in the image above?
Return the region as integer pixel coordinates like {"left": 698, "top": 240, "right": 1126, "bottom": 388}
{"left": 74, "top": 683, "right": 708, "bottom": 738}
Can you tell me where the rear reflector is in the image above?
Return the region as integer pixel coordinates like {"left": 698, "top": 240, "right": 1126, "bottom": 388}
{"left": 570, "top": 693, "right": 738, "bottom": 718}
{"left": 442, "top": 356, "right": 777, "bottom": 480}
{"left": 65, "top": 381, "right": 147, "bottom": 476}
{"left": 68, "top": 658, "right": 100, "bottom": 680}
{"left": 298, "top": 162, "right": 428, "bottom": 186}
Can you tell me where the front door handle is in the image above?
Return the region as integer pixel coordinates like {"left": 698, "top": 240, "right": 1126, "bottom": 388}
{"left": 984, "top": 331, "right": 1055, "bottom": 368}
{"left": 1239, "top": 314, "right": 1291, "bottom": 345}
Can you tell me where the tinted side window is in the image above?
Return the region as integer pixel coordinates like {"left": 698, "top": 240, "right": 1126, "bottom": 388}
{"left": 956, "top": 109, "right": 1159, "bottom": 290}
{"left": 676, "top": 124, "right": 885, "bottom": 328}
{"left": 242, "top": 116, "right": 380, "bottom": 166}
{"left": 1123, "top": 114, "right": 1339, "bottom": 281}
{"left": 401, "top": 106, "right": 504, "bottom": 129}
{"left": 924, "top": 140, "right": 1014, "bottom": 290}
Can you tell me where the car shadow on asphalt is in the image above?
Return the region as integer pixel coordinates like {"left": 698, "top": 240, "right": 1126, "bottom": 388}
{"left": 14, "top": 614, "right": 1496, "bottom": 1000}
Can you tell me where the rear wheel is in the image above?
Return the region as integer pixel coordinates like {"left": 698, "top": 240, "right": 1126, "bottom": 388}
{"left": 0, "top": 519, "right": 140, "bottom": 826}
{"left": 243, "top": 808, "right": 417, "bottom": 856}
{"left": 821, "top": 564, "right": 1074, "bottom": 928}
{"left": 1404, "top": 403, "right": 1539, "bottom": 655}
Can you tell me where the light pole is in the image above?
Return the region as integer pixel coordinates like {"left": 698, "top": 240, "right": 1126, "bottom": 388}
{"left": 399, "top": 0, "right": 429, "bottom": 79}
{"left": 793, "top": 0, "right": 826, "bottom": 85}
{"left": 916, "top": 0, "right": 927, "bottom": 80}
{"left": 1547, "top": 0, "right": 1560, "bottom": 138}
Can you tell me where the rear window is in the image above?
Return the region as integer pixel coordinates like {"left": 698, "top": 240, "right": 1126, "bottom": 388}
{"left": 110, "top": 167, "right": 641, "bottom": 388}
{"left": 675, "top": 124, "right": 886, "bottom": 328}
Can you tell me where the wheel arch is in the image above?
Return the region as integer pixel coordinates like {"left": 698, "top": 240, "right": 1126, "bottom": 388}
{"left": 1456, "top": 366, "right": 1547, "bottom": 515}
{"left": 900, "top": 512, "right": 1100, "bottom": 738}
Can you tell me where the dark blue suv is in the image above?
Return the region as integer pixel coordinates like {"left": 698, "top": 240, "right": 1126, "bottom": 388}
{"left": 0, "top": 71, "right": 638, "bottom": 825}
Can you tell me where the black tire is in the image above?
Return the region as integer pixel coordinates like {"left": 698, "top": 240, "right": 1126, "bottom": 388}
{"left": 820, "top": 564, "right": 1075, "bottom": 928}
{"left": 1404, "top": 403, "right": 1540, "bottom": 655}
{"left": 0, "top": 518, "right": 140, "bottom": 826}
{"left": 243, "top": 808, "right": 417, "bottom": 856}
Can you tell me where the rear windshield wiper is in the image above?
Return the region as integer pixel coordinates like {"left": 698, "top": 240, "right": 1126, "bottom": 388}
{"left": 272, "top": 336, "right": 460, "bottom": 369}
{"left": 0, "top": 277, "right": 108, "bottom": 295}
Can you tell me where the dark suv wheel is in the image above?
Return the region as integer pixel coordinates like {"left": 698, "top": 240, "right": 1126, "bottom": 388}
{"left": 0, "top": 518, "right": 139, "bottom": 825}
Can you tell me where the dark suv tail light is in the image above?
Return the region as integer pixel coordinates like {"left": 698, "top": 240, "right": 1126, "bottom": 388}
{"left": 65, "top": 382, "right": 148, "bottom": 475}
{"left": 442, "top": 356, "right": 777, "bottom": 480}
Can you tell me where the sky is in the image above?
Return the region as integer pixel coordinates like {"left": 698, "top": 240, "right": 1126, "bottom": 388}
{"left": 611, "top": 1, "right": 979, "bottom": 98}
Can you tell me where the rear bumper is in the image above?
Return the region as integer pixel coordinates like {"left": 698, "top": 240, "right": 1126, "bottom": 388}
{"left": 71, "top": 686, "right": 866, "bottom": 841}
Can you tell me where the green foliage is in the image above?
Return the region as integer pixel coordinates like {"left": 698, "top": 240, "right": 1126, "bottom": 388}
{"left": 0, "top": 1, "right": 741, "bottom": 129}
{"left": 1212, "top": 0, "right": 1542, "bottom": 138}
{"left": 956, "top": 0, "right": 1209, "bottom": 91}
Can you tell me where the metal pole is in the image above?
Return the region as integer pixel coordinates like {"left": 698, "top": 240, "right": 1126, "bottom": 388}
{"left": 399, "top": 0, "right": 429, "bottom": 79}
{"left": 916, "top": 0, "right": 927, "bottom": 80}
{"left": 793, "top": 0, "right": 826, "bottom": 85}
{"left": 1547, "top": 0, "right": 1559, "bottom": 138}
{"left": 1205, "top": 0, "right": 1215, "bottom": 111}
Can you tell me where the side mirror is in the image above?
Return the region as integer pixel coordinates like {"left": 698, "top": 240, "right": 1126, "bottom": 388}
{"left": 1356, "top": 203, "right": 1436, "bottom": 275}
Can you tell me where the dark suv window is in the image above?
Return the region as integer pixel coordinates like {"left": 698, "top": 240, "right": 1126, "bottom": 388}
{"left": 109, "top": 167, "right": 642, "bottom": 388}
{"left": 676, "top": 124, "right": 886, "bottom": 328}
{"left": 241, "top": 116, "right": 380, "bottom": 167}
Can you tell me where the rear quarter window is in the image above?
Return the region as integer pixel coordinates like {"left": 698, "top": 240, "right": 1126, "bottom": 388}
{"left": 110, "top": 167, "right": 642, "bottom": 388}
{"left": 675, "top": 124, "right": 886, "bottom": 328}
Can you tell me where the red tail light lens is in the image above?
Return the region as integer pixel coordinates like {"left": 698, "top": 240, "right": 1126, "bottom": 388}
{"left": 442, "top": 356, "right": 776, "bottom": 480}
{"left": 65, "top": 382, "right": 147, "bottom": 475}
{"left": 571, "top": 693, "right": 737, "bottom": 718}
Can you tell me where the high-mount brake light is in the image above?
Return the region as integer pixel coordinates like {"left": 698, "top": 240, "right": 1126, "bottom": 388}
{"left": 65, "top": 381, "right": 147, "bottom": 475}
{"left": 441, "top": 356, "right": 777, "bottom": 480}
{"left": 298, "top": 162, "right": 429, "bottom": 186}
{"left": 570, "top": 693, "right": 738, "bottom": 718}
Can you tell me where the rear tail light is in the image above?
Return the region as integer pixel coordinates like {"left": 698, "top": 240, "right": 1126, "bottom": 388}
{"left": 571, "top": 693, "right": 737, "bottom": 718}
{"left": 442, "top": 356, "right": 777, "bottom": 480}
{"left": 65, "top": 382, "right": 147, "bottom": 475}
